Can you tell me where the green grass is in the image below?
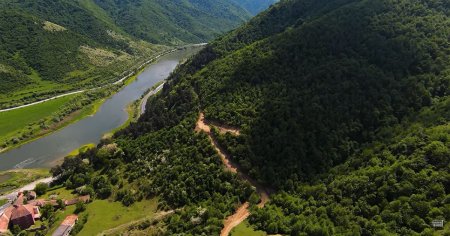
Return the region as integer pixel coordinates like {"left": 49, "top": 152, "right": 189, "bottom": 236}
{"left": 0, "top": 95, "right": 75, "bottom": 140}
{"left": 231, "top": 220, "right": 267, "bottom": 236}
{"left": 0, "top": 169, "right": 50, "bottom": 195}
{"left": 41, "top": 186, "right": 76, "bottom": 200}
{"left": 0, "top": 199, "right": 7, "bottom": 206}
{"left": 0, "top": 70, "right": 71, "bottom": 106}
{"left": 78, "top": 198, "right": 158, "bottom": 236}
{"left": 67, "top": 143, "right": 96, "bottom": 157}
{"left": 0, "top": 92, "right": 107, "bottom": 152}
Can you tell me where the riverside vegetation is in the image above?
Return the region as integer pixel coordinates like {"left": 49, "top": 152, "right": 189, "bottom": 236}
{"left": 9, "top": 0, "right": 450, "bottom": 235}
{"left": 0, "top": 0, "right": 274, "bottom": 152}
{"left": 0, "top": 0, "right": 268, "bottom": 108}
{"left": 0, "top": 84, "right": 121, "bottom": 151}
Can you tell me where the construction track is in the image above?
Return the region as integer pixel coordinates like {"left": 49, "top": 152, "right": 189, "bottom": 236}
{"left": 195, "top": 113, "right": 270, "bottom": 236}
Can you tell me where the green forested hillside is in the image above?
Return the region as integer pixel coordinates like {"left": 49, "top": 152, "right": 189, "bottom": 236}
{"left": 0, "top": 0, "right": 254, "bottom": 108}
{"left": 0, "top": 2, "right": 162, "bottom": 108}
{"left": 1, "top": 0, "right": 252, "bottom": 45}
{"left": 230, "top": 0, "right": 278, "bottom": 15}
{"left": 91, "top": 0, "right": 251, "bottom": 44}
{"left": 50, "top": 0, "right": 450, "bottom": 235}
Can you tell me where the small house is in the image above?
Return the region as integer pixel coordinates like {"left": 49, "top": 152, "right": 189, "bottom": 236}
{"left": 52, "top": 214, "right": 78, "bottom": 236}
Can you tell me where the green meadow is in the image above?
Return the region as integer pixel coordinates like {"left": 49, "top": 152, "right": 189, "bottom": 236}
{"left": 0, "top": 95, "right": 75, "bottom": 145}
{"left": 78, "top": 199, "right": 158, "bottom": 236}
{"left": 231, "top": 221, "right": 267, "bottom": 236}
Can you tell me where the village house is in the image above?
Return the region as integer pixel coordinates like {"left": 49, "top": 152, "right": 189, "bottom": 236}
{"left": 52, "top": 214, "right": 78, "bottom": 236}
{"left": 0, "top": 192, "right": 90, "bottom": 233}
{"left": 0, "top": 192, "right": 40, "bottom": 231}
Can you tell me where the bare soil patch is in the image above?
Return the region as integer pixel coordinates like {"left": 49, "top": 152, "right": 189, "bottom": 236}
{"left": 195, "top": 112, "right": 271, "bottom": 236}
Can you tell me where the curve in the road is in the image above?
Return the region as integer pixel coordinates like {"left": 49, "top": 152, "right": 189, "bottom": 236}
{"left": 140, "top": 82, "right": 165, "bottom": 115}
{"left": 195, "top": 113, "right": 270, "bottom": 236}
{"left": 0, "top": 46, "right": 200, "bottom": 113}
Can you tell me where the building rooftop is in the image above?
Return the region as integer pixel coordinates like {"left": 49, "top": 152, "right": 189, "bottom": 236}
{"left": 0, "top": 207, "right": 13, "bottom": 232}
{"left": 10, "top": 205, "right": 33, "bottom": 221}
{"left": 61, "top": 214, "right": 78, "bottom": 226}
{"left": 52, "top": 215, "right": 78, "bottom": 236}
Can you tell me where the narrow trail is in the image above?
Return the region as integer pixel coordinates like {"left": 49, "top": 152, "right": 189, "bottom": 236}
{"left": 195, "top": 113, "right": 270, "bottom": 236}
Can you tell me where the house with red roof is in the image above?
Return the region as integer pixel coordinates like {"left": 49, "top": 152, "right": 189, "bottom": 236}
{"left": 0, "top": 207, "right": 13, "bottom": 233}
{"left": 0, "top": 192, "right": 89, "bottom": 233}
{"left": 52, "top": 214, "right": 78, "bottom": 236}
{"left": 10, "top": 204, "right": 40, "bottom": 230}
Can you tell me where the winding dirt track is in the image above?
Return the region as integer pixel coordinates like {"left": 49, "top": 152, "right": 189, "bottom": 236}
{"left": 195, "top": 113, "right": 270, "bottom": 236}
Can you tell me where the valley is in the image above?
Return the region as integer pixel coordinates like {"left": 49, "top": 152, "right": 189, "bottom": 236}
{"left": 0, "top": 47, "right": 202, "bottom": 171}
{"left": 1, "top": 0, "right": 449, "bottom": 235}
{"left": 0, "top": 47, "right": 184, "bottom": 153}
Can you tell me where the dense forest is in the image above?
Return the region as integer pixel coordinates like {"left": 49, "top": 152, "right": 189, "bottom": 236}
{"left": 90, "top": 0, "right": 251, "bottom": 44}
{"left": 0, "top": 4, "right": 162, "bottom": 108}
{"left": 50, "top": 0, "right": 450, "bottom": 235}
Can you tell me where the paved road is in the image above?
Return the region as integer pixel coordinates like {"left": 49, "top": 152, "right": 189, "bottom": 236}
{"left": 0, "top": 50, "right": 174, "bottom": 113}
{"left": 0, "top": 90, "right": 86, "bottom": 113}
{"left": 0, "top": 44, "right": 206, "bottom": 113}
{"left": 0, "top": 177, "right": 54, "bottom": 214}
{"left": 0, "top": 202, "right": 11, "bottom": 215}
{"left": 140, "top": 82, "right": 165, "bottom": 115}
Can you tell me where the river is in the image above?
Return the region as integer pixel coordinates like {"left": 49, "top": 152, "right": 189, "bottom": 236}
{"left": 0, "top": 47, "right": 201, "bottom": 171}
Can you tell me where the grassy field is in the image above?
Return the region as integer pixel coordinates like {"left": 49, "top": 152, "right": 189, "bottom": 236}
{"left": 0, "top": 169, "right": 50, "bottom": 195}
{"left": 41, "top": 186, "right": 76, "bottom": 200}
{"left": 24, "top": 186, "right": 160, "bottom": 236}
{"left": 0, "top": 91, "right": 109, "bottom": 152}
{"left": 78, "top": 198, "right": 158, "bottom": 236}
{"left": 231, "top": 220, "right": 267, "bottom": 236}
{"left": 0, "top": 95, "right": 76, "bottom": 144}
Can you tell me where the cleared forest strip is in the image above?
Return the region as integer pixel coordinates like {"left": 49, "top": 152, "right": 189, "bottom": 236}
{"left": 195, "top": 112, "right": 270, "bottom": 236}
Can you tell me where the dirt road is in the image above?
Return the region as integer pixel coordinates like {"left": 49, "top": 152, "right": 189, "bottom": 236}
{"left": 195, "top": 113, "right": 270, "bottom": 236}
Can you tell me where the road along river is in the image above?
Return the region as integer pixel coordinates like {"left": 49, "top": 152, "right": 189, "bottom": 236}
{"left": 0, "top": 47, "right": 201, "bottom": 171}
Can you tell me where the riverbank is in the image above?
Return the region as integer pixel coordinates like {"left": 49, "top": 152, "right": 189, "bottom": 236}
{"left": 103, "top": 80, "right": 165, "bottom": 139}
{"left": 0, "top": 169, "right": 50, "bottom": 197}
{"left": 0, "top": 89, "right": 110, "bottom": 154}
{"left": 0, "top": 46, "right": 204, "bottom": 171}
{"left": 0, "top": 47, "right": 188, "bottom": 154}
{"left": 0, "top": 44, "right": 206, "bottom": 113}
